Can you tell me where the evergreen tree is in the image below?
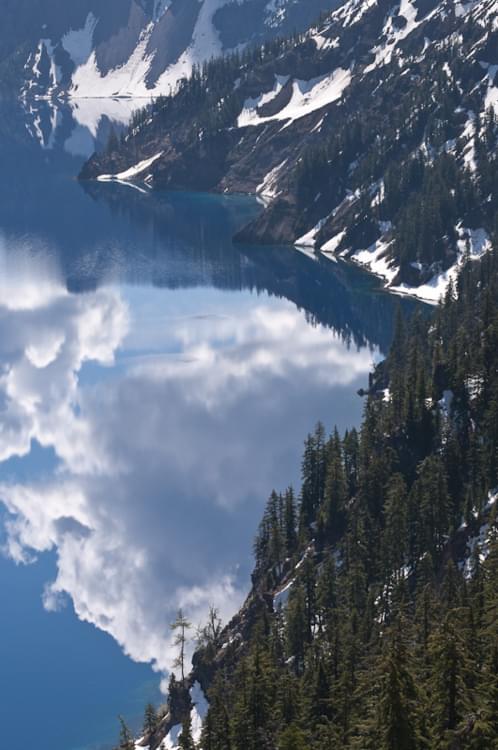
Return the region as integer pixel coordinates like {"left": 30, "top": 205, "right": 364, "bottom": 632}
{"left": 178, "top": 711, "right": 196, "bottom": 750}
{"left": 117, "top": 716, "right": 134, "bottom": 750}
{"left": 283, "top": 487, "right": 298, "bottom": 558}
{"left": 277, "top": 724, "right": 308, "bottom": 750}
{"left": 143, "top": 702, "right": 158, "bottom": 736}
{"left": 470, "top": 643, "right": 498, "bottom": 747}
{"left": 286, "top": 584, "right": 307, "bottom": 672}
{"left": 171, "top": 609, "right": 192, "bottom": 681}
{"left": 319, "top": 429, "right": 347, "bottom": 541}
{"left": 376, "top": 635, "right": 421, "bottom": 750}
{"left": 428, "top": 616, "right": 472, "bottom": 747}
{"left": 382, "top": 474, "right": 409, "bottom": 581}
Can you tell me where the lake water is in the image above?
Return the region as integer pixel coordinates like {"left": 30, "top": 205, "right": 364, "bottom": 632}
{"left": 0, "top": 99, "right": 418, "bottom": 750}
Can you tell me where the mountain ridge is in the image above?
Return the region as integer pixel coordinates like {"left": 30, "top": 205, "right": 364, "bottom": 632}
{"left": 80, "top": 0, "right": 498, "bottom": 303}
{"left": 0, "top": 0, "right": 340, "bottom": 99}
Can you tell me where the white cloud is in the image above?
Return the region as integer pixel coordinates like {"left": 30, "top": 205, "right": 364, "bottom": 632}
{"left": 0, "top": 280, "right": 375, "bottom": 689}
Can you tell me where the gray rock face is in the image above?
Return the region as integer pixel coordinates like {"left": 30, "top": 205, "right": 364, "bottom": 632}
{"left": 0, "top": 0, "right": 340, "bottom": 98}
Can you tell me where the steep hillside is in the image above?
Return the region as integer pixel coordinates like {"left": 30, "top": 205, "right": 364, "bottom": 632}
{"left": 128, "top": 227, "right": 498, "bottom": 750}
{"left": 0, "top": 0, "right": 340, "bottom": 98}
{"left": 82, "top": 0, "right": 498, "bottom": 301}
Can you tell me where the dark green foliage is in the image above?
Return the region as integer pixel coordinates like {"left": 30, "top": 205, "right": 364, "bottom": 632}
{"left": 191, "top": 247, "right": 498, "bottom": 749}
{"left": 117, "top": 716, "right": 134, "bottom": 750}
{"left": 143, "top": 702, "right": 158, "bottom": 736}
{"left": 277, "top": 723, "right": 308, "bottom": 750}
{"left": 121, "top": 35, "right": 304, "bottom": 153}
{"left": 178, "top": 711, "right": 196, "bottom": 750}
{"left": 293, "top": 44, "right": 496, "bottom": 277}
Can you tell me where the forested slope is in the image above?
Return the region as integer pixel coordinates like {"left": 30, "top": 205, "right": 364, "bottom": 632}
{"left": 82, "top": 0, "right": 498, "bottom": 300}
{"left": 184, "top": 247, "right": 498, "bottom": 750}
{"left": 121, "top": 216, "right": 498, "bottom": 750}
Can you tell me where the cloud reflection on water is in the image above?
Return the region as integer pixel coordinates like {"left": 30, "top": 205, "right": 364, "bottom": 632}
{"left": 0, "top": 265, "right": 375, "bottom": 689}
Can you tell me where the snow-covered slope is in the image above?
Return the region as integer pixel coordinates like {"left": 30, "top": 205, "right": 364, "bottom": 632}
{"left": 5, "top": 0, "right": 341, "bottom": 100}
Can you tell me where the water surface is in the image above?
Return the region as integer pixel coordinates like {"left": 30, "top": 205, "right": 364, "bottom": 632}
{"left": 0, "top": 99, "right": 419, "bottom": 750}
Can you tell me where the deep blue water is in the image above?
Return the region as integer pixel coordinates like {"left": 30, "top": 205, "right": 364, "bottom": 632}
{"left": 0, "top": 100, "right": 420, "bottom": 750}
{"left": 0, "top": 530, "right": 160, "bottom": 750}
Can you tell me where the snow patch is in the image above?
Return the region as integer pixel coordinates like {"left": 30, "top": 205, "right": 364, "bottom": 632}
{"left": 483, "top": 64, "right": 498, "bottom": 114}
{"left": 462, "top": 111, "right": 477, "bottom": 172}
{"left": 191, "top": 681, "right": 209, "bottom": 744}
{"left": 273, "top": 578, "right": 295, "bottom": 609}
{"left": 352, "top": 238, "right": 398, "bottom": 284}
{"left": 321, "top": 230, "right": 347, "bottom": 254}
{"left": 295, "top": 215, "right": 330, "bottom": 248}
{"left": 364, "top": 0, "right": 421, "bottom": 73}
{"left": 29, "top": 39, "right": 61, "bottom": 97}
{"left": 256, "top": 159, "right": 288, "bottom": 202}
{"left": 335, "top": 0, "right": 379, "bottom": 29}
{"left": 462, "top": 522, "right": 492, "bottom": 578}
{"left": 238, "top": 68, "right": 351, "bottom": 128}
{"left": 97, "top": 152, "right": 163, "bottom": 182}
{"left": 237, "top": 75, "right": 290, "bottom": 128}
{"left": 391, "top": 226, "right": 491, "bottom": 303}
{"left": 70, "top": 25, "right": 155, "bottom": 98}
{"left": 456, "top": 226, "right": 491, "bottom": 258}
{"left": 162, "top": 724, "right": 181, "bottom": 750}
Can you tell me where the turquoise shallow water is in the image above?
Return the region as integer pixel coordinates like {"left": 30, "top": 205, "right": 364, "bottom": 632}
{"left": 0, "top": 100, "right": 419, "bottom": 750}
